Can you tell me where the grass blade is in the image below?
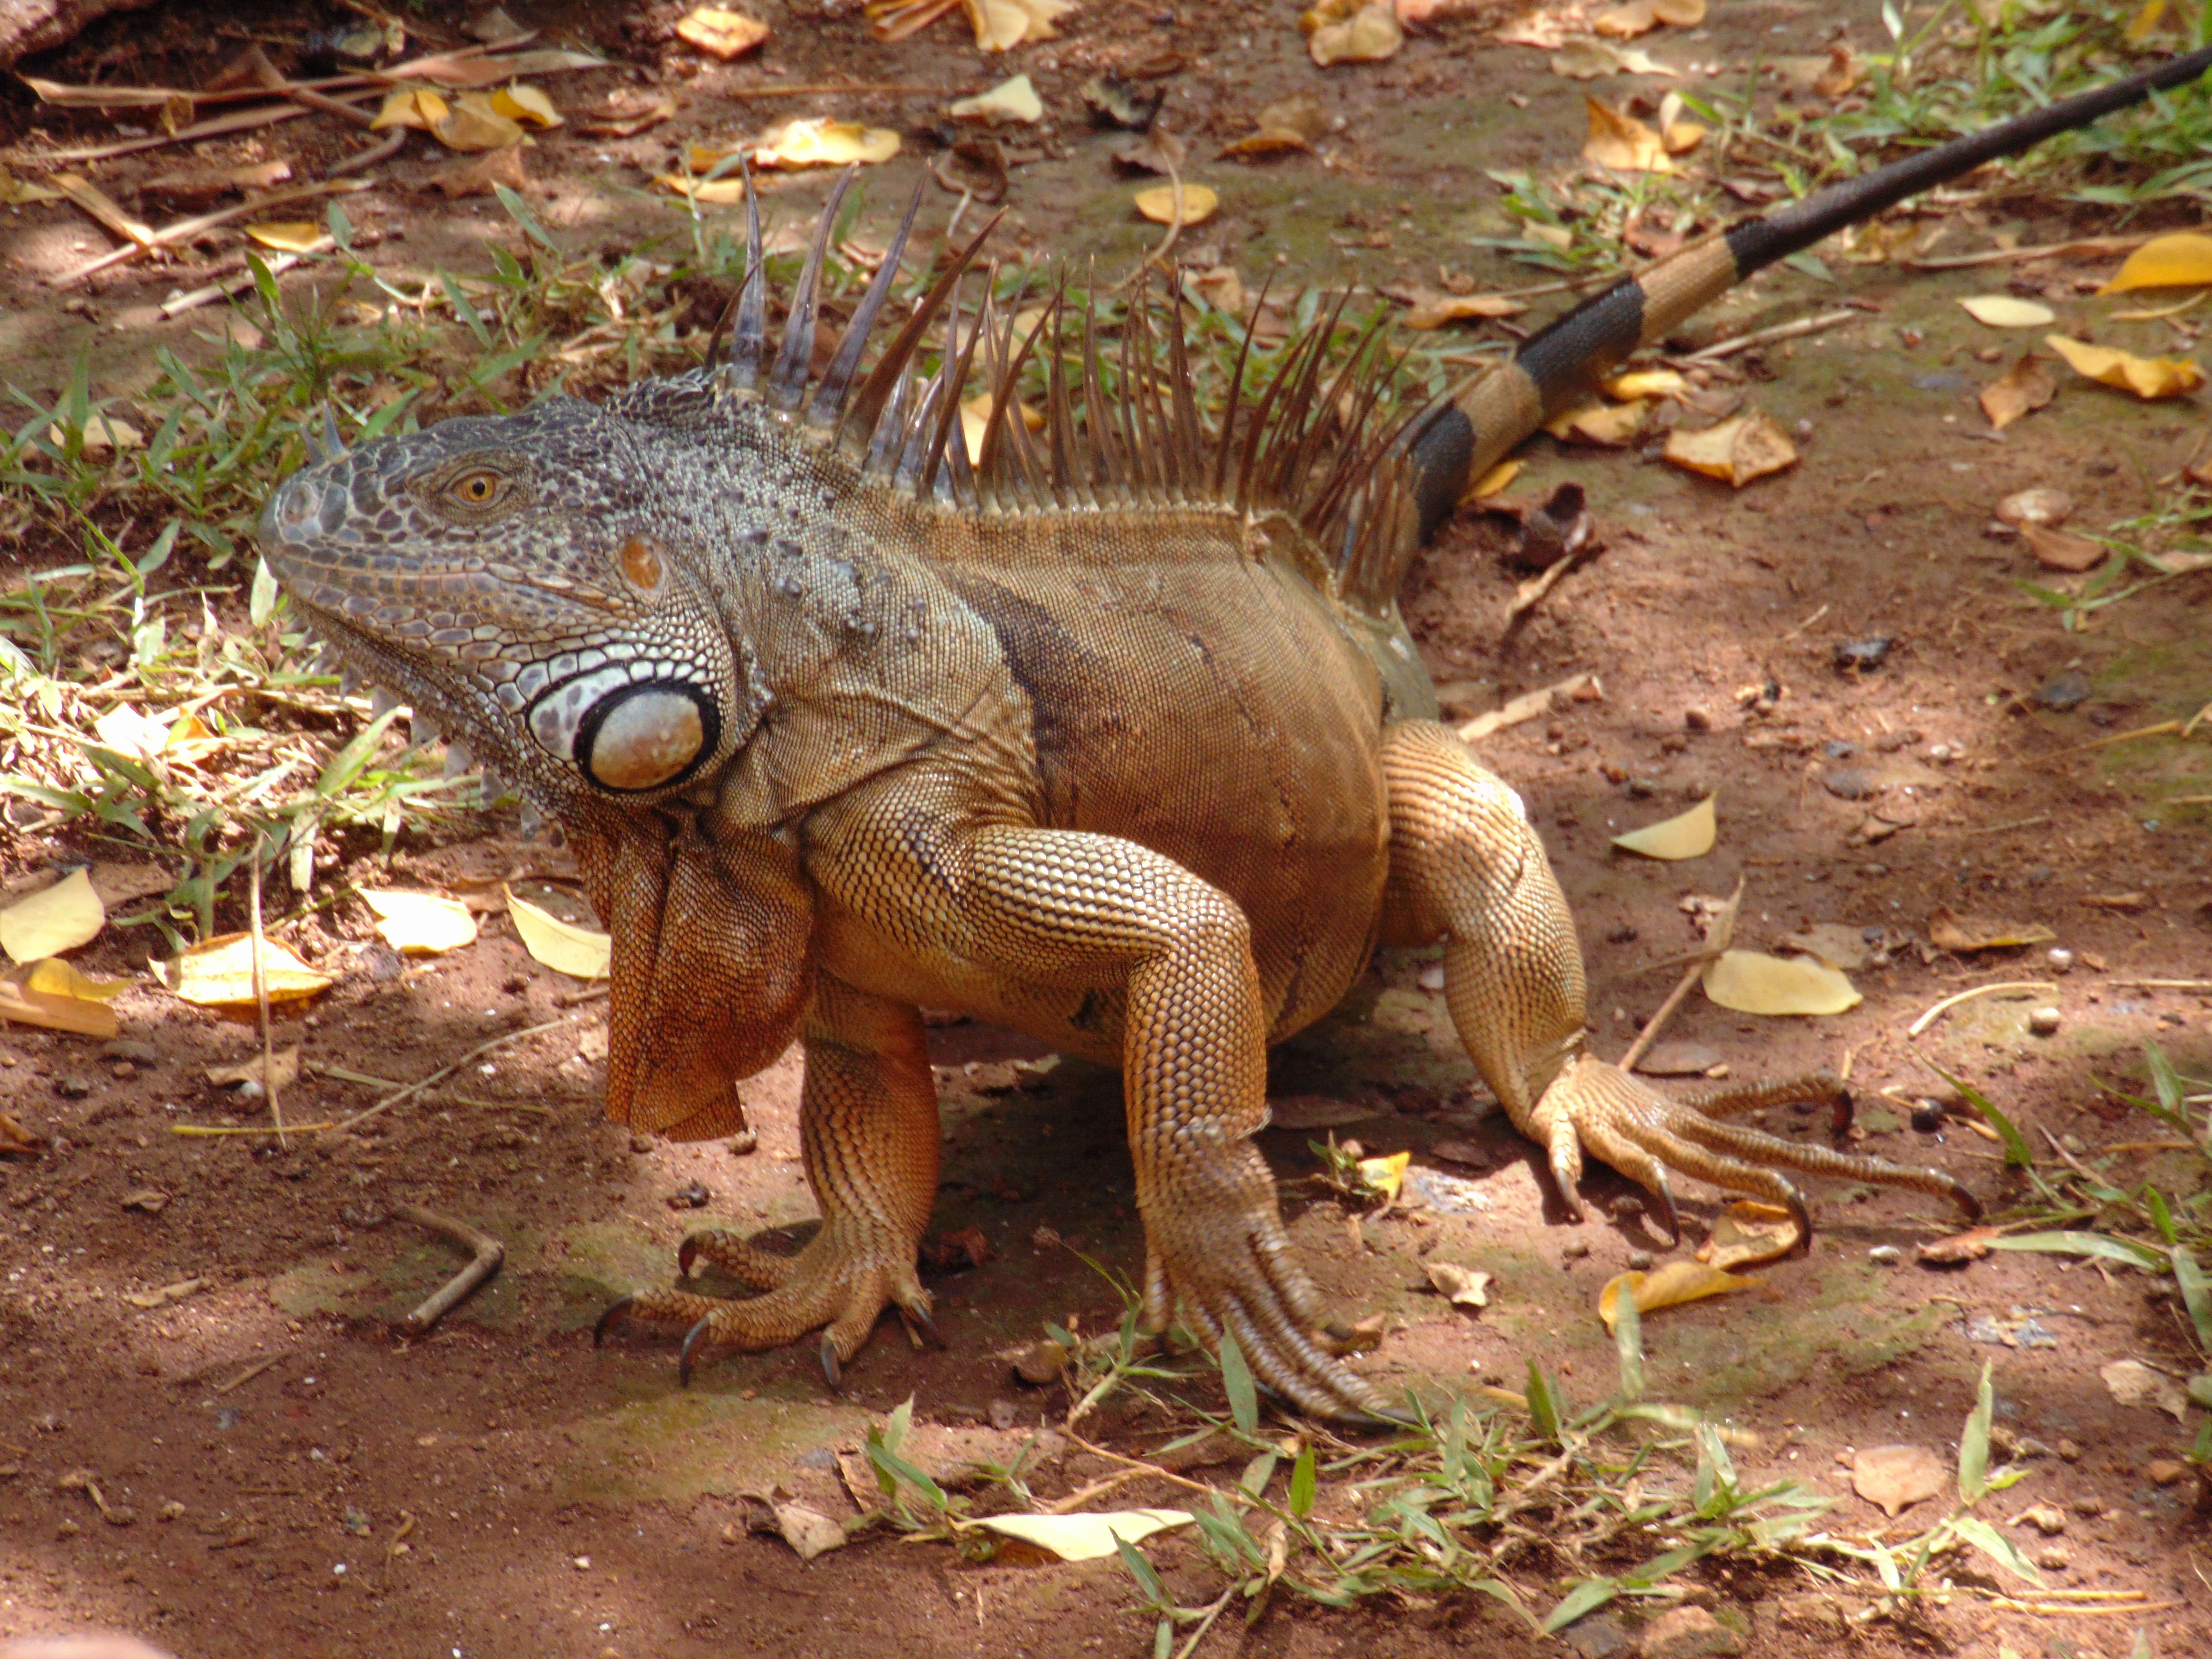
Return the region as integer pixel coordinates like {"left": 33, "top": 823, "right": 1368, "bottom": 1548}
{"left": 1218, "top": 1329, "right": 1259, "bottom": 1436}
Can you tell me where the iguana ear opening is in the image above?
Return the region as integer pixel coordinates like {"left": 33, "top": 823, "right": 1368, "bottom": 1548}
{"left": 570, "top": 820, "right": 814, "bottom": 1143}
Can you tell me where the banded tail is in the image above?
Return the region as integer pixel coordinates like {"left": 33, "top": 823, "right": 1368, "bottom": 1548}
{"left": 1398, "top": 43, "right": 2212, "bottom": 569}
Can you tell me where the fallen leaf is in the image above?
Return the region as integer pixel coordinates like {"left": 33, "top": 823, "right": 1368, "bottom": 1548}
{"left": 1457, "top": 671, "right": 1598, "bottom": 741}
{"left": 381, "top": 47, "right": 608, "bottom": 88}
{"left": 1603, "top": 368, "right": 1688, "bottom": 400}
{"left": 123, "top": 1276, "right": 207, "bottom": 1310}
{"left": 161, "top": 933, "right": 333, "bottom": 1007}
{"left": 1611, "top": 793, "right": 1716, "bottom": 860}
{"left": 1662, "top": 412, "right": 1799, "bottom": 486}
{"left": 1697, "top": 1200, "right": 1802, "bottom": 1270}
{"left": 1978, "top": 356, "right": 2056, "bottom": 429}
{"left": 770, "top": 1501, "right": 844, "bottom": 1560}
{"left": 1814, "top": 42, "right": 1862, "bottom": 97}
{"left": 972, "top": 1509, "right": 1192, "bottom": 1562}
{"left": 23, "top": 958, "right": 126, "bottom": 1003}
{"left": 505, "top": 887, "right": 611, "bottom": 978}
{"left": 1592, "top": 0, "right": 1704, "bottom": 37}
{"left": 576, "top": 90, "right": 675, "bottom": 137}
{"left": 1632, "top": 1041, "right": 1722, "bottom": 1076}
{"left": 205, "top": 1045, "right": 300, "bottom": 1093}
{"left": 1994, "top": 487, "right": 2072, "bottom": 527}
{"left": 1468, "top": 459, "right": 1520, "bottom": 499}
{"left": 371, "top": 87, "right": 450, "bottom": 132}
{"left": 1545, "top": 398, "right": 1647, "bottom": 446}
{"left": 950, "top": 73, "right": 1042, "bottom": 126}
{"left": 675, "top": 5, "right": 771, "bottom": 58}
{"left": 1401, "top": 291, "right": 1527, "bottom": 328}
{"left": 434, "top": 93, "right": 526, "bottom": 152}
{"left": 1581, "top": 94, "right": 1673, "bottom": 172}
{"left": 1959, "top": 295, "right": 2055, "bottom": 328}
{"left": 359, "top": 890, "right": 478, "bottom": 956}
{"left": 121, "top": 1187, "right": 168, "bottom": 1213}
{"left": 2098, "top": 231, "right": 2212, "bottom": 294}
{"left": 433, "top": 144, "right": 528, "bottom": 198}
{"left": 0, "top": 869, "right": 106, "bottom": 963}
{"left": 2019, "top": 522, "right": 2108, "bottom": 573}
{"left": 0, "top": 965, "right": 119, "bottom": 1039}
{"left": 1598, "top": 1260, "right": 1756, "bottom": 1331}
{"left": 1304, "top": 1, "right": 1404, "bottom": 66}
{"left": 1186, "top": 264, "right": 1245, "bottom": 316}
{"left": 2045, "top": 332, "right": 2204, "bottom": 399}
{"left": 489, "top": 84, "right": 562, "bottom": 128}
{"left": 1358, "top": 1149, "right": 1412, "bottom": 1204}
{"left": 1916, "top": 1224, "right": 1999, "bottom": 1265}
{"left": 238, "top": 220, "right": 327, "bottom": 254}
{"left": 0, "top": 1111, "right": 43, "bottom": 1154}
{"left": 963, "top": 0, "right": 1077, "bottom": 51}
{"left": 755, "top": 118, "right": 901, "bottom": 168}
{"left": 0, "top": 170, "right": 64, "bottom": 206}
{"left": 1851, "top": 1445, "right": 1945, "bottom": 1517}
{"left": 1778, "top": 923, "right": 1872, "bottom": 972}
{"left": 1702, "top": 950, "right": 1861, "bottom": 1016}
{"left": 1133, "top": 182, "right": 1218, "bottom": 226}
{"left": 1550, "top": 41, "right": 1677, "bottom": 78}
{"left": 2101, "top": 1358, "right": 2188, "bottom": 1422}
{"left": 46, "top": 413, "right": 140, "bottom": 455}
{"left": 1425, "top": 1261, "right": 1492, "bottom": 1308}
{"left": 1269, "top": 1094, "right": 1386, "bottom": 1129}
{"left": 1928, "top": 908, "right": 2056, "bottom": 952}
{"left": 1428, "top": 1139, "right": 1489, "bottom": 1167}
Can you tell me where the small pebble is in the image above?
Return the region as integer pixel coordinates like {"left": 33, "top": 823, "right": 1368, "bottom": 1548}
{"left": 2057, "top": 1437, "right": 2082, "bottom": 1462}
{"left": 2020, "top": 1504, "right": 2067, "bottom": 1535}
{"left": 2036, "top": 1545, "right": 2070, "bottom": 1571}
{"left": 629, "top": 1135, "right": 654, "bottom": 1154}
{"left": 2071, "top": 1495, "right": 2105, "bottom": 1516}
{"left": 666, "top": 1181, "right": 710, "bottom": 1209}
{"left": 2146, "top": 1459, "right": 2188, "bottom": 1486}
{"left": 1626, "top": 1250, "right": 1653, "bottom": 1270}
{"left": 1560, "top": 1238, "right": 1591, "bottom": 1261}
{"left": 1867, "top": 1245, "right": 1902, "bottom": 1266}
{"left": 1416, "top": 962, "right": 1446, "bottom": 991}
{"left": 1910, "top": 1105, "right": 1944, "bottom": 1134}
{"left": 2028, "top": 1006, "right": 2061, "bottom": 1036}
{"left": 2047, "top": 948, "right": 2074, "bottom": 973}
{"left": 1683, "top": 707, "right": 1712, "bottom": 732}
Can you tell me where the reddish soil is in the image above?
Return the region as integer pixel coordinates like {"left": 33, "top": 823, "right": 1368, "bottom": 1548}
{"left": 3, "top": 3, "right": 2210, "bottom": 1657}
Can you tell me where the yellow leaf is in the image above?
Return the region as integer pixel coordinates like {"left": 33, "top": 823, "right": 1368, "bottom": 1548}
{"left": 162, "top": 933, "right": 333, "bottom": 1006}
{"left": 0, "top": 169, "right": 64, "bottom": 205}
{"left": 949, "top": 73, "right": 1042, "bottom": 125}
{"left": 754, "top": 117, "right": 901, "bottom": 168}
{"left": 0, "top": 964, "right": 119, "bottom": 1039}
{"left": 675, "top": 5, "right": 771, "bottom": 59}
{"left": 1401, "top": 292, "right": 1527, "bottom": 329}
{"left": 1695, "top": 1200, "right": 1802, "bottom": 1270}
{"left": 1957, "top": 294, "right": 2054, "bottom": 328}
{"left": 1545, "top": 398, "right": 1647, "bottom": 446}
{"left": 206, "top": 1045, "right": 301, "bottom": 1092}
{"left": 1602, "top": 368, "right": 1688, "bottom": 401}
{"left": 2044, "top": 333, "right": 2204, "bottom": 400}
{"left": 1611, "top": 793, "right": 1716, "bottom": 860}
{"left": 1701, "top": 949, "right": 1861, "bottom": 1017}
{"left": 1662, "top": 412, "right": 1799, "bottom": 486}
{"left": 972, "top": 1509, "right": 1192, "bottom": 1562}
{"left": 23, "top": 958, "right": 128, "bottom": 1002}
{"left": 1851, "top": 1445, "right": 1947, "bottom": 1517}
{"left": 0, "top": 869, "right": 106, "bottom": 963}
{"left": 1581, "top": 95, "right": 1674, "bottom": 172}
{"left": 371, "top": 87, "right": 448, "bottom": 131}
{"left": 2124, "top": 0, "right": 2171, "bottom": 43}
{"left": 490, "top": 84, "right": 562, "bottom": 128}
{"left": 47, "top": 413, "right": 140, "bottom": 454}
{"left": 1978, "top": 356, "right": 2055, "bottom": 431}
{"left": 2099, "top": 231, "right": 2212, "bottom": 293}
{"left": 359, "top": 890, "right": 479, "bottom": 956}
{"left": 435, "top": 93, "right": 526, "bottom": 152}
{"left": 1598, "top": 1260, "right": 1755, "bottom": 1333}
{"left": 1357, "top": 1149, "right": 1412, "bottom": 1203}
{"left": 655, "top": 172, "right": 753, "bottom": 204}
{"left": 1467, "top": 459, "right": 1521, "bottom": 500}
{"left": 245, "top": 221, "right": 326, "bottom": 253}
{"left": 89, "top": 705, "right": 169, "bottom": 760}
{"left": 1927, "top": 908, "right": 2055, "bottom": 952}
{"left": 1133, "top": 182, "right": 1218, "bottom": 226}
{"left": 506, "top": 887, "right": 611, "bottom": 979}
{"left": 1307, "top": 2, "right": 1403, "bottom": 66}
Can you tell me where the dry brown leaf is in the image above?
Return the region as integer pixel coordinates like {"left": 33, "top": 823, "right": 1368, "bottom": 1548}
{"left": 1186, "top": 265, "right": 1245, "bottom": 316}
{"left": 0, "top": 869, "right": 106, "bottom": 963}
{"left": 435, "top": 94, "right": 527, "bottom": 152}
{"left": 1814, "top": 43, "right": 1862, "bottom": 97}
{"left": 1425, "top": 1261, "right": 1492, "bottom": 1309}
{"left": 1916, "top": 1224, "right": 1999, "bottom": 1265}
{"left": 949, "top": 73, "right": 1042, "bottom": 125}
{"left": 1305, "top": 1, "right": 1404, "bottom": 65}
{"left": 161, "top": 933, "right": 333, "bottom": 1006}
{"left": 1402, "top": 291, "right": 1528, "bottom": 329}
{"left": 1662, "top": 412, "right": 1798, "bottom": 486}
{"left": 675, "top": 6, "right": 771, "bottom": 59}
{"left": 1581, "top": 95, "right": 1673, "bottom": 172}
{"left": 0, "top": 966, "right": 119, "bottom": 1039}
{"left": 206, "top": 1045, "right": 300, "bottom": 1093}
{"left": 1928, "top": 908, "right": 2056, "bottom": 952}
{"left": 1133, "top": 182, "right": 1218, "bottom": 226}
{"left": 577, "top": 90, "right": 676, "bottom": 137}
{"left": 46, "top": 413, "right": 140, "bottom": 455}
{"left": 2045, "top": 333, "right": 2205, "bottom": 399}
{"left": 1598, "top": 1260, "right": 1755, "bottom": 1331}
{"left": 1702, "top": 950, "right": 1860, "bottom": 1016}
{"left": 2020, "top": 522, "right": 2108, "bottom": 573}
{"left": 1696, "top": 1200, "right": 1802, "bottom": 1270}
{"left": 434, "top": 145, "right": 528, "bottom": 199}
{"left": 1851, "top": 1445, "right": 1945, "bottom": 1517}
{"left": 1978, "top": 356, "right": 2055, "bottom": 430}
{"left": 2102, "top": 1358, "right": 2187, "bottom": 1422}
{"left": 755, "top": 118, "right": 901, "bottom": 168}
{"left": 2098, "top": 231, "right": 2212, "bottom": 294}
{"left": 1593, "top": 0, "right": 1704, "bottom": 38}
{"left": 1778, "top": 922, "right": 1872, "bottom": 972}
{"left": 1611, "top": 793, "right": 1716, "bottom": 860}
{"left": 770, "top": 1501, "right": 845, "bottom": 1560}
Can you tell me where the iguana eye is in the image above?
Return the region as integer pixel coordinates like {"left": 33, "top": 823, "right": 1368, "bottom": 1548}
{"left": 449, "top": 470, "right": 504, "bottom": 507}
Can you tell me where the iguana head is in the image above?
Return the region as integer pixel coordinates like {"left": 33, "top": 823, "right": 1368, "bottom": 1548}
{"left": 258, "top": 396, "right": 757, "bottom": 824}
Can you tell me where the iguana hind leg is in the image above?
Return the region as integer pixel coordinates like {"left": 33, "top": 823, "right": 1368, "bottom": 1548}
{"left": 596, "top": 975, "right": 939, "bottom": 1386}
{"left": 1379, "top": 720, "right": 1978, "bottom": 1237}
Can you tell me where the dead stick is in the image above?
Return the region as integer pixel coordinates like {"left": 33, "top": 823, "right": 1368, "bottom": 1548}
{"left": 213, "top": 1353, "right": 288, "bottom": 1395}
{"left": 249, "top": 832, "right": 286, "bottom": 1152}
{"left": 395, "top": 1204, "right": 504, "bottom": 1334}
{"left": 327, "top": 127, "right": 406, "bottom": 178}
{"left": 1618, "top": 875, "right": 1744, "bottom": 1073}
{"left": 53, "top": 177, "right": 371, "bottom": 289}
{"left": 1677, "top": 309, "right": 1860, "bottom": 364}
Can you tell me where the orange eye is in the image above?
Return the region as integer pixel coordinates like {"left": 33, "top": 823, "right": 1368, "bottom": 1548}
{"left": 620, "top": 535, "right": 664, "bottom": 592}
{"left": 450, "top": 470, "right": 502, "bottom": 506}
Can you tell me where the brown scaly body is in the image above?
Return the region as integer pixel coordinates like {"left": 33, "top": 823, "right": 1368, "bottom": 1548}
{"left": 259, "top": 49, "right": 2208, "bottom": 1419}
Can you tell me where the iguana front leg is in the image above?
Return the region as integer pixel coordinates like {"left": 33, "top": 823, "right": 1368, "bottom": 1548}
{"left": 1379, "top": 720, "right": 1980, "bottom": 1236}
{"left": 806, "top": 781, "right": 1398, "bottom": 1422}
{"left": 597, "top": 974, "right": 940, "bottom": 1384}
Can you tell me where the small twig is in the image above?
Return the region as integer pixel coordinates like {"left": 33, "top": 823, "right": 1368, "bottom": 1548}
{"left": 1778, "top": 602, "right": 1830, "bottom": 643}
{"left": 1619, "top": 876, "right": 1743, "bottom": 1073}
{"left": 328, "top": 1015, "right": 578, "bottom": 1135}
{"left": 2113, "top": 979, "right": 2212, "bottom": 991}
{"left": 1906, "top": 981, "right": 2058, "bottom": 1039}
{"left": 327, "top": 126, "right": 407, "bottom": 177}
{"left": 54, "top": 177, "right": 368, "bottom": 288}
{"left": 723, "top": 80, "right": 967, "bottom": 97}
{"left": 1903, "top": 233, "right": 2158, "bottom": 272}
{"left": 395, "top": 1204, "right": 505, "bottom": 1335}
{"left": 1674, "top": 308, "right": 1859, "bottom": 364}
{"left": 1952, "top": 813, "right": 2052, "bottom": 836}
{"left": 213, "top": 1352, "right": 289, "bottom": 1395}
{"left": 1172, "top": 1586, "right": 1238, "bottom": 1659}
{"left": 249, "top": 832, "right": 286, "bottom": 1152}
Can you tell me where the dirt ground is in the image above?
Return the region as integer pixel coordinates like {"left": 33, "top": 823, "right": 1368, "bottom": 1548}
{"left": 3, "top": 2, "right": 2211, "bottom": 1656}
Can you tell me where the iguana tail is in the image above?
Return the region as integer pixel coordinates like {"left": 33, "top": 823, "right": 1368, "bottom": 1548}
{"left": 1390, "top": 43, "right": 2212, "bottom": 572}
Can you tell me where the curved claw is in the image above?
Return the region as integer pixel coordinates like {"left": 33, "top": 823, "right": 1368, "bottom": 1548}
{"left": 678, "top": 1315, "right": 714, "bottom": 1387}
{"left": 900, "top": 1302, "right": 944, "bottom": 1350}
{"left": 1774, "top": 1177, "right": 1813, "bottom": 1254}
{"left": 1942, "top": 1173, "right": 1984, "bottom": 1221}
{"left": 1647, "top": 1174, "right": 1681, "bottom": 1246}
{"left": 593, "top": 1292, "right": 636, "bottom": 1349}
{"left": 677, "top": 1235, "right": 701, "bottom": 1278}
{"left": 819, "top": 1332, "right": 844, "bottom": 1392}
{"left": 1828, "top": 1086, "right": 1856, "bottom": 1136}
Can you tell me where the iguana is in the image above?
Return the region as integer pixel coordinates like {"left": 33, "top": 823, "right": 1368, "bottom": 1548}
{"left": 260, "top": 47, "right": 2212, "bottom": 1420}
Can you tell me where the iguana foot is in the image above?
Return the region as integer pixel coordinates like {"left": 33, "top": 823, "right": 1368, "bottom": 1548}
{"left": 1534, "top": 1054, "right": 1981, "bottom": 1243}
{"left": 596, "top": 1222, "right": 933, "bottom": 1387}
